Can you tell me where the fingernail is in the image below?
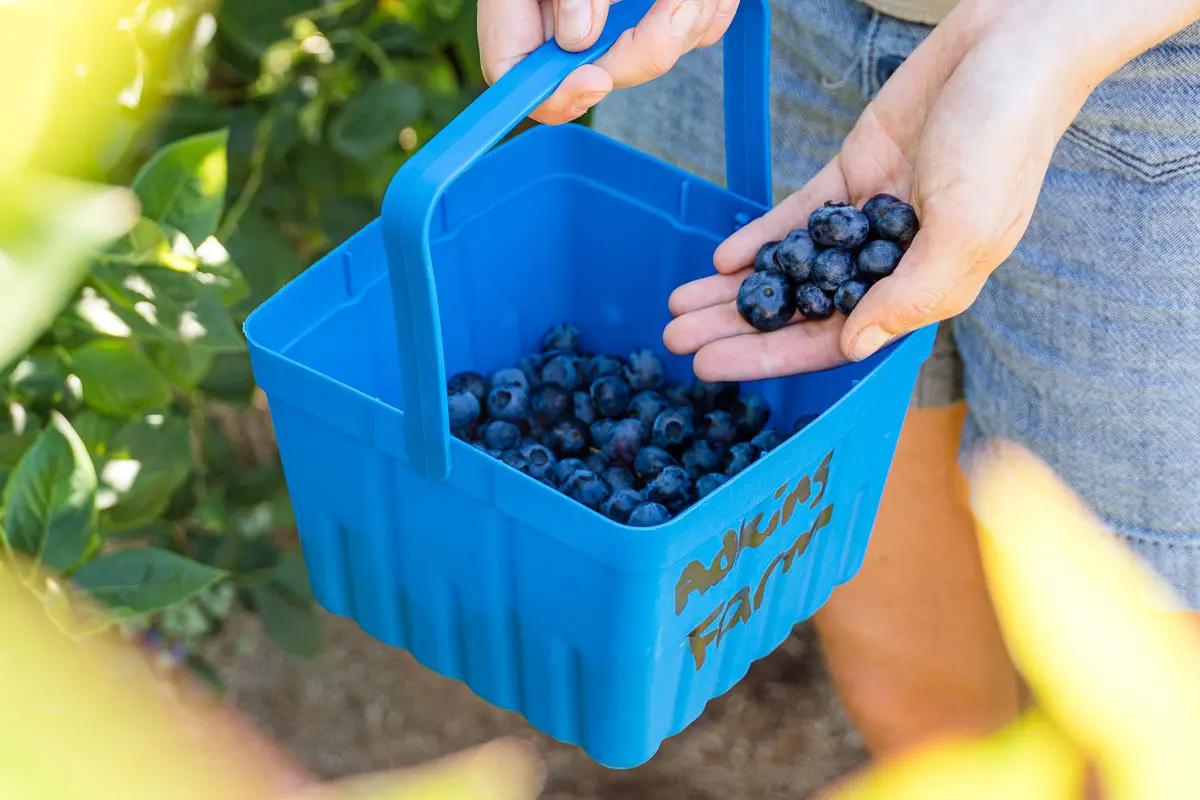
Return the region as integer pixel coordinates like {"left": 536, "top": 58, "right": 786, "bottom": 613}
{"left": 557, "top": 0, "right": 592, "bottom": 46}
{"left": 572, "top": 90, "right": 607, "bottom": 115}
{"left": 670, "top": 0, "right": 702, "bottom": 40}
{"left": 849, "top": 325, "right": 891, "bottom": 362}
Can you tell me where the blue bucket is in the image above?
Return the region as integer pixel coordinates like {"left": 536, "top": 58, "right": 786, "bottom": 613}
{"left": 245, "top": 0, "right": 936, "bottom": 769}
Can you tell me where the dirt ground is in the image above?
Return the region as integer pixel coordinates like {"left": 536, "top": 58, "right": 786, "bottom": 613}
{"left": 205, "top": 610, "right": 866, "bottom": 799}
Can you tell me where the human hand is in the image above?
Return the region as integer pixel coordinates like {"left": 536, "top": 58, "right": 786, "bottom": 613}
{"left": 477, "top": 0, "right": 739, "bottom": 125}
{"left": 663, "top": 2, "right": 1093, "bottom": 380}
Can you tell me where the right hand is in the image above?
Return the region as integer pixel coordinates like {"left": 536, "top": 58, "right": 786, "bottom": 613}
{"left": 478, "top": 0, "right": 739, "bottom": 124}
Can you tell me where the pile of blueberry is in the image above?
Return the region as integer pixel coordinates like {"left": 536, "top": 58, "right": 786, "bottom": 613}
{"left": 445, "top": 323, "right": 818, "bottom": 527}
{"left": 736, "top": 194, "right": 921, "bottom": 332}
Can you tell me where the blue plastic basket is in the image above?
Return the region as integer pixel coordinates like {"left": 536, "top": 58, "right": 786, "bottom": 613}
{"left": 245, "top": 0, "right": 935, "bottom": 769}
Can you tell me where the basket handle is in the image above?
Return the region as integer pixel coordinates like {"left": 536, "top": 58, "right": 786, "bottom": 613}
{"left": 382, "top": 0, "right": 772, "bottom": 482}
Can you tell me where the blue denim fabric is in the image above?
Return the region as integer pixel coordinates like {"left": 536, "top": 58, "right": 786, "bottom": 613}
{"left": 590, "top": 0, "right": 1200, "bottom": 609}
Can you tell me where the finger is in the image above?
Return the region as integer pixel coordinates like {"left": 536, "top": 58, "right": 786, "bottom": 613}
{"left": 663, "top": 299, "right": 764, "bottom": 354}
{"left": 667, "top": 269, "right": 747, "bottom": 316}
{"left": 713, "top": 158, "right": 850, "bottom": 273}
{"left": 697, "top": 0, "right": 738, "bottom": 48}
{"left": 553, "top": 0, "right": 612, "bottom": 50}
{"left": 528, "top": 63, "right": 614, "bottom": 124}
{"left": 594, "top": 0, "right": 716, "bottom": 89}
{"left": 692, "top": 316, "right": 848, "bottom": 381}
{"left": 478, "top": 0, "right": 547, "bottom": 85}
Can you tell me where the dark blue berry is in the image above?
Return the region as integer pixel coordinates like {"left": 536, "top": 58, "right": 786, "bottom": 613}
{"left": 539, "top": 353, "right": 580, "bottom": 390}
{"left": 700, "top": 410, "right": 738, "bottom": 447}
{"left": 754, "top": 241, "right": 781, "bottom": 272}
{"left": 584, "top": 452, "right": 608, "bottom": 473}
{"left": 470, "top": 439, "right": 489, "bottom": 453}
{"left": 529, "top": 383, "right": 571, "bottom": 424}
{"left": 775, "top": 228, "right": 818, "bottom": 284}
{"left": 628, "top": 390, "right": 669, "bottom": 430}
{"left": 793, "top": 413, "right": 819, "bottom": 433}
{"left": 480, "top": 420, "right": 522, "bottom": 451}
{"left": 601, "top": 489, "right": 644, "bottom": 524}
{"left": 750, "top": 428, "right": 784, "bottom": 452}
{"left": 586, "top": 354, "right": 626, "bottom": 383}
{"left": 487, "top": 385, "right": 528, "bottom": 422}
{"left": 552, "top": 457, "right": 587, "bottom": 487}
{"left": 625, "top": 349, "right": 665, "bottom": 390}
{"left": 696, "top": 472, "right": 727, "bottom": 498}
{"left": 634, "top": 446, "right": 678, "bottom": 483}
{"left": 603, "top": 467, "right": 637, "bottom": 491}
{"left": 520, "top": 436, "right": 540, "bottom": 450}
{"left": 834, "top": 279, "right": 870, "bottom": 316}
{"left": 645, "top": 465, "right": 693, "bottom": 513}
{"left": 737, "top": 270, "right": 795, "bottom": 333}
{"left": 628, "top": 502, "right": 671, "bottom": 527}
{"left": 546, "top": 416, "right": 590, "bottom": 457}
{"left": 590, "top": 418, "right": 618, "bottom": 448}
{"left": 501, "top": 449, "right": 530, "bottom": 474}
{"left": 663, "top": 382, "right": 692, "bottom": 408}
{"left": 520, "top": 443, "right": 557, "bottom": 480}
{"left": 526, "top": 417, "right": 547, "bottom": 441}
{"left": 572, "top": 391, "right": 596, "bottom": 425}
{"left": 808, "top": 202, "right": 870, "bottom": 249}
{"left": 813, "top": 248, "right": 857, "bottom": 293}
{"left": 447, "top": 372, "right": 487, "bottom": 404}
{"left": 590, "top": 375, "right": 632, "bottom": 418}
{"left": 516, "top": 354, "right": 543, "bottom": 385}
{"left": 651, "top": 407, "right": 695, "bottom": 452}
{"left": 862, "top": 193, "right": 901, "bottom": 236}
{"left": 448, "top": 389, "right": 481, "bottom": 438}
{"left": 724, "top": 442, "right": 763, "bottom": 476}
{"left": 682, "top": 439, "right": 725, "bottom": 479}
{"left": 733, "top": 394, "right": 770, "bottom": 439}
{"left": 876, "top": 202, "right": 919, "bottom": 243}
{"left": 563, "top": 469, "right": 611, "bottom": 510}
{"left": 795, "top": 284, "right": 835, "bottom": 321}
{"left": 542, "top": 323, "right": 582, "bottom": 354}
{"left": 691, "top": 380, "right": 740, "bottom": 413}
{"left": 856, "top": 239, "right": 903, "bottom": 281}
{"left": 602, "top": 418, "right": 646, "bottom": 466}
{"left": 490, "top": 367, "right": 529, "bottom": 391}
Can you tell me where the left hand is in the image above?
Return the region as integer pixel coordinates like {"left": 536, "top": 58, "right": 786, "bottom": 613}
{"left": 662, "top": 2, "right": 1092, "bottom": 380}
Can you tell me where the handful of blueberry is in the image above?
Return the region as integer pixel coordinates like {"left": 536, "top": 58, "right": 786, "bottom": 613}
{"left": 445, "top": 323, "right": 819, "bottom": 527}
{"left": 737, "top": 194, "right": 921, "bottom": 333}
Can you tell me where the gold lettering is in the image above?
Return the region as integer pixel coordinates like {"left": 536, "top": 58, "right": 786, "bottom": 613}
{"left": 773, "top": 481, "right": 789, "bottom": 499}
{"left": 743, "top": 509, "right": 779, "bottom": 549}
{"left": 687, "top": 602, "right": 725, "bottom": 670}
{"left": 718, "top": 587, "right": 752, "bottom": 643}
{"left": 781, "top": 475, "right": 811, "bottom": 526}
{"left": 810, "top": 450, "right": 833, "bottom": 509}
{"left": 675, "top": 529, "right": 741, "bottom": 614}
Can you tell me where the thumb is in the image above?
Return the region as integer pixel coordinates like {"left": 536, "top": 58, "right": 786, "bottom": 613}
{"left": 554, "top": 0, "right": 612, "bottom": 51}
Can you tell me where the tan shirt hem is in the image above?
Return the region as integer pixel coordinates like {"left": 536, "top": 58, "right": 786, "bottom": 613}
{"left": 857, "top": 0, "right": 956, "bottom": 25}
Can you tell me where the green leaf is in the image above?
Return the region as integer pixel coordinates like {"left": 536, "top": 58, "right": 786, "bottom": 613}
{"left": 149, "top": 341, "right": 217, "bottom": 391}
{"left": 249, "top": 580, "right": 321, "bottom": 656}
{"left": 96, "top": 413, "right": 192, "bottom": 530}
{"left": 70, "top": 410, "right": 121, "bottom": 455}
{"left": 68, "top": 340, "right": 172, "bottom": 416}
{"left": 217, "top": 0, "right": 312, "bottom": 58}
{"left": 328, "top": 80, "right": 423, "bottom": 161}
{"left": 101, "top": 217, "right": 198, "bottom": 270}
{"left": 222, "top": 209, "right": 305, "bottom": 313}
{"left": 1, "top": 412, "right": 97, "bottom": 572}
{"left": 131, "top": 130, "right": 229, "bottom": 246}
{"left": 6, "top": 348, "right": 69, "bottom": 407}
{"left": 70, "top": 547, "right": 226, "bottom": 616}
{"left": 195, "top": 238, "right": 251, "bottom": 308}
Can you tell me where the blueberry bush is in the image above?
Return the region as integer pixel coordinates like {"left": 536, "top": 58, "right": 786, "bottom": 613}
{"left": 0, "top": 0, "right": 484, "bottom": 683}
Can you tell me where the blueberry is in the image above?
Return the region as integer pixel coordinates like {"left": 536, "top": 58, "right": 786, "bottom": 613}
{"left": 590, "top": 418, "right": 618, "bottom": 448}
{"left": 856, "top": 239, "right": 904, "bottom": 282}
{"left": 519, "top": 442, "right": 557, "bottom": 480}
{"left": 695, "top": 472, "right": 728, "bottom": 499}
{"left": 539, "top": 353, "right": 580, "bottom": 390}
{"left": 691, "top": 380, "right": 739, "bottom": 413}
{"left": 516, "top": 354, "right": 543, "bottom": 385}
{"left": 490, "top": 367, "right": 529, "bottom": 391}
{"left": 808, "top": 202, "right": 870, "bottom": 249}
{"left": 862, "top": 193, "right": 901, "bottom": 236}
{"left": 529, "top": 383, "right": 571, "bottom": 424}
{"left": 487, "top": 385, "right": 528, "bottom": 422}
{"left": 754, "top": 240, "right": 781, "bottom": 272}
{"left": 813, "top": 248, "right": 857, "bottom": 293}
{"left": 590, "top": 375, "right": 632, "bottom": 418}
{"left": 775, "top": 228, "right": 818, "bottom": 284}
{"left": 519, "top": 435, "right": 540, "bottom": 450}
{"left": 651, "top": 407, "right": 695, "bottom": 452}
{"left": 645, "top": 465, "right": 694, "bottom": 513}
{"left": 876, "top": 202, "right": 920, "bottom": 243}
{"left": 542, "top": 323, "right": 582, "bottom": 354}
{"left": 552, "top": 457, "right": 587, "bottom": 487}
{"left": 545, "top": 416, "right": 591, "bottom": 457}
{"left": 448, "top": 389, "right": 481, "bottom": 438}
{"left": 793, "top": 413, "right": 819, "bottom": 433}
{"left": 601, "top": 489, "right": 645, "bottom": 524}
{"left": 562, "top": 469, "right": 611, "bottom": 510}
{"left": 584, "top": 452, "right": 608, "bottom": 473}
{"left": 586, "top": 354, "right": 626, "bottom": 383}
{"left": 682, "top": 439, "right": 725, "bottom": 479}
{"left": 628, "top": 502, "right": 672, "bottom": 527}
{"left": 724, "top": 442, "right": 763, "bottom": 476}
{"left": 795, "top": 284, "right": 835, "bottom": 321}
{"left": 750, "top": 428, "right": 784, "bottom": 452}
{"left": 700, "top": 410, "right": 738, "bottom": 447}
{"left": 603, "top": 467, "right": 637, "bottom": 491}
{"left": 573, "top": 391, "right": 596, "bottom": 425}
{"left": 625, "top": 349, "right": 665, "bottom": 390}
{"left": 501, "top": 449, "right": 531, "bottom": 474}
{"left": 834, "top": 279, "right": 870, "bottom": 316}
{"left": 737, "top": 270, "right": 795, "bottom": 333}
{"left": 602, "top": 418, "right": 647, "bottom": 466}
{"left": 628, "top": 390, "right": 670, "bottom": 430}
{"left": 733, "top": 394, "right": 770, "bottom": 439}
{"left": 526, "top": 417, "right": 548, "bottom": 441}
{"left": 480, "top": 420, "right": 522, "bottom": 451}
{"left": 634, "top": 446, "right": 679, "bottom": 483}
{"left": 447, "top": 371, "right": 487, "bottom": 405}
{"left": 470, "top": 439, "right": 489, "bottom": 453}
